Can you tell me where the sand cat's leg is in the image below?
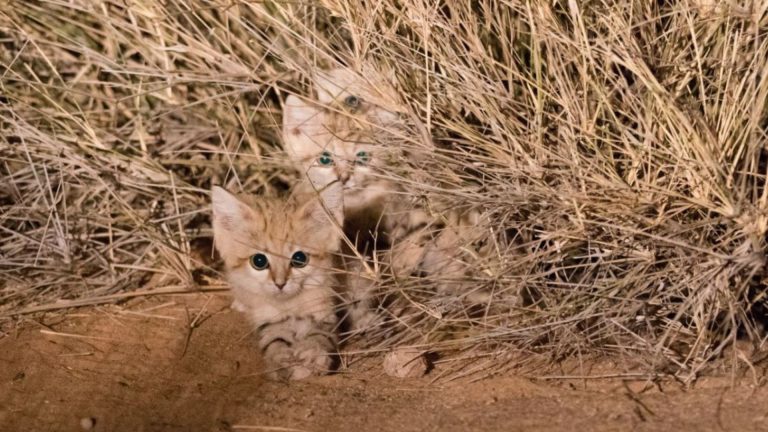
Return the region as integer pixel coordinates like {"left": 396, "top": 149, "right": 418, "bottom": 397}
{"left": 258, "top": 317, "right": 337, "bottom": 381}
{"left": 342, "top": 259, "right": 381, "bottom": 333}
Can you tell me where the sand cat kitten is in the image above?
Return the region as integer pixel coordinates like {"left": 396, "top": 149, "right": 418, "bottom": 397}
{"left": 284, "top": 69, "right": 442, "bottom": 262}
{"left": 211, "top": 181, "right": 343, "bottom": 380}
{"left": 283, "top": 72, "right": 402, "bottom": 214}
{"left": 307, "top": 69, "right": 491, "bottom": 300}
{"left": 284, "top": 68, "right": 431, "bottom": 249}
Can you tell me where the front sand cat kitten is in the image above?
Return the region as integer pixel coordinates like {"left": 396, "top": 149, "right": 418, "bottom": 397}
{"left": 211, "top": 182, "right": 343, "bottom": 380}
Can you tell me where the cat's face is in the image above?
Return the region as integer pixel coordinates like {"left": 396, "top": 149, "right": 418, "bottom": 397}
{"left": 283, "top": 69, "right": 402, "bottom": 212}
{"left": 211, "top": 184, "right": 343, "bottom": 298}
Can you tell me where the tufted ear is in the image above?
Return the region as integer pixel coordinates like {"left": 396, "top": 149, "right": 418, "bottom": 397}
{"left": 211, "top": 186, "right": 261, "bottom": 266}
{"left": 283, "top": 95, "right": 330, "bottom": 162}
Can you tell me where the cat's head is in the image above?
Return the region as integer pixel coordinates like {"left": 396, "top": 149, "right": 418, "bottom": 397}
{"left": 282, "top": 68, "right": 402, "bottom": 212}
{"left": 314, "top": 68, "right": 401, "bottom": 125}
{"left": 211, "top": 182, "right": 343, "bottom": 298}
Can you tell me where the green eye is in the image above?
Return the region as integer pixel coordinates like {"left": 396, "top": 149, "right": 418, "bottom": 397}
{"left": 250, "top": 253, "right": 269, "bottom": 270}
{"left": 317, "top": 151, "right": 334, "bottom": 166}
{"left": 290, "top": 251, "right": 309, "bottom": 268}
{"left": 355, "top": 151, "right": 371, "bottom": 165}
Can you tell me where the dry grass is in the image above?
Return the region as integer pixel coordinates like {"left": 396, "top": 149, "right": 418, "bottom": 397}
{"left": 2, "top": 0, "right": 768, "bottom": 381}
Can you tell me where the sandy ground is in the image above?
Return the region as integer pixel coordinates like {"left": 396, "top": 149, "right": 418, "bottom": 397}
{"left": 2, "top": 294, "right": 767, "bottom": 432}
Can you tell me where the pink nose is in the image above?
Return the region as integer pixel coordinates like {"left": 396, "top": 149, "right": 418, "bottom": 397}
{"left": 274, "top": 281, "right": 286, "bottom": 290}
{"left": 338, "top": 171, "right": 350, "bottom": 184}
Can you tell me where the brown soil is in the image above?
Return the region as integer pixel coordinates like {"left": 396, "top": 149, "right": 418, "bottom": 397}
{"left": 2, "top": 294, "right": 767, "bottom": 432}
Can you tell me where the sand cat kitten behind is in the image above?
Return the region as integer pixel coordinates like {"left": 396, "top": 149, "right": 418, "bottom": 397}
{"left": 283, "top": 68, "right": 492, "bottom": 329}
{"left": 283, "top": 95, "right": 400, "bottom": 213}
{"left": 306, "top": 69, "right": 491, "bottom": 298}
{"left": 211, "top": 181, "right": 343, "bottom": 380}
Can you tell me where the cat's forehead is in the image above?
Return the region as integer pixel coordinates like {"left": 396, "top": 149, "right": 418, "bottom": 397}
{"left": 328, "top": 138, "right": 369, "bottom": 154}
{"left": 323, "top": 110, "right": 375, "bottom": 139}
{"left": 292, "top": 136, "right": 380, "bottom": 161}
{"left": 245, "top": 200, "right": 320, "bottom": 252}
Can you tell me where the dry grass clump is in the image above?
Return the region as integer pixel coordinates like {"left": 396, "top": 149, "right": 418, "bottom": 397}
{"left": 2, "top": 1, "right": 768, "bottom": 380}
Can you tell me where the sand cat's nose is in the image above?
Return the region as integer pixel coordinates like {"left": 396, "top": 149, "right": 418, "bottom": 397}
{"left": 270, "top": 266, "right": 288, "bottom": 291}
{"left": 337, "top": 170, "right": 351, "bottom": 184}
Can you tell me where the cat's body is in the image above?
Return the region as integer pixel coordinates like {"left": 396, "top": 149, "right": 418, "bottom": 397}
{"left": 211, "top": 180, "right": 344, "bottom": 380}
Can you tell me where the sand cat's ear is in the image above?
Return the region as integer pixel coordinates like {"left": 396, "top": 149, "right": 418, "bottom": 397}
{"left": 284, "top": 95, "right": 322, "bottom": 130}
{"left": 283, "top": 95, "right": 328, "bottom": 161}
{"left": 211, "top": 186, "right": 261, "bottom": 264}
{"left": 299, "top": 180, "right": 344, "bottom": 250}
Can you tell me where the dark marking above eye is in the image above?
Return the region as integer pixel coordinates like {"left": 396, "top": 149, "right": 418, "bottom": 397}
{"left": 260, "top": 337, "right": 293, "bottom": 354}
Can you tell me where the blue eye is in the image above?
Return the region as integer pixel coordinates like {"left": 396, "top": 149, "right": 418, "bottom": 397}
{"left": 250, "top": 253, "right": 269, "bottom": 270}
{"left": 355, "top": 151, "right": 370, "bottom": 165}
{"left": 317, "top": 151, "right": 334, "bottom": 166}
{"left": 290, "top": 251, "right": 309, "bottom": 268}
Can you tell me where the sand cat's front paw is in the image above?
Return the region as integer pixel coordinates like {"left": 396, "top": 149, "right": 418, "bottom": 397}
{"left": 264, "top": 338, "right": 334, "bottom": 381}
{"left": 291, "top": 338, "right": 335, "bottom": 379}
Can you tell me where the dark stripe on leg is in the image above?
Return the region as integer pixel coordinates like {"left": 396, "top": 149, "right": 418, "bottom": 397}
{"left": 260, "top": 337, "right": 292, "bottom": 354}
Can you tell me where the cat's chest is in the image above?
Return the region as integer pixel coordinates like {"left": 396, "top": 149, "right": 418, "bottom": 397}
{"left": 235, "top": 282, "right": 335, "bottom": 326}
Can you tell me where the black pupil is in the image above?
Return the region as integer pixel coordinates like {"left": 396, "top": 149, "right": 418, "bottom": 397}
{"left": 291, "top": 251, "right": 307, "bottom": 267}
{"left": 252, "top": 254, "right": 268, "bottom": 269}
{"left": 344, "top": 95, "right": 360, "bottom": 108}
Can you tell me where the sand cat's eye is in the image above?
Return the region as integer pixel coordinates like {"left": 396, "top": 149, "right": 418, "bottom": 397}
{"left": 343, "top": 95, "right": 361, "bottom": 111}
{"left": 317, "top": 151, "right": 334, "bottom": 166}
{"left": 355, "top": 151, "right": 371, "bottom": 166}
{"left": 250, "top": 253, "right": 269, "bottom": 270}
{"left": 290, "top": 251, "right": 309, "bottom": 268}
